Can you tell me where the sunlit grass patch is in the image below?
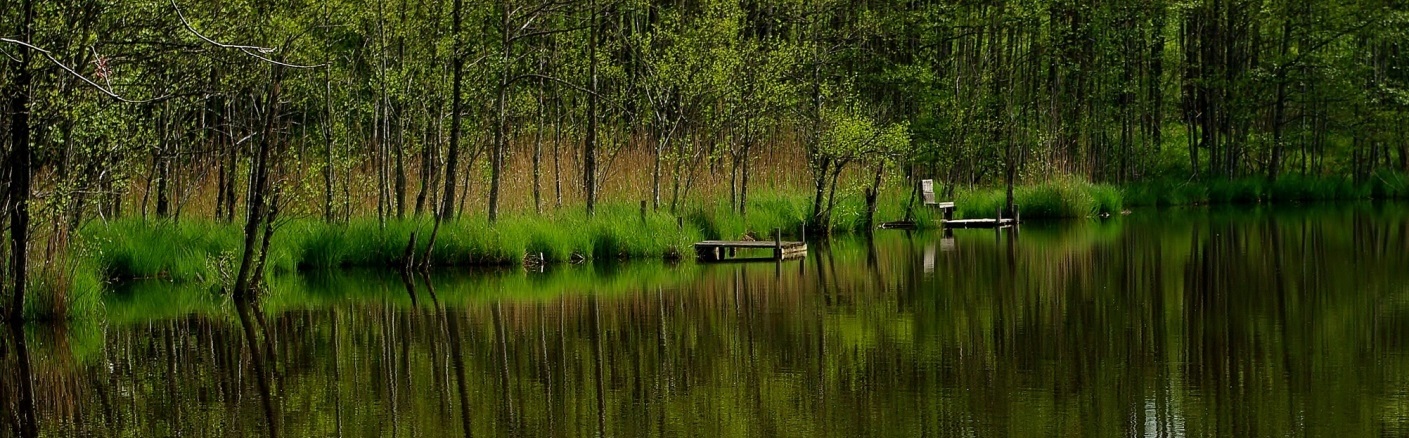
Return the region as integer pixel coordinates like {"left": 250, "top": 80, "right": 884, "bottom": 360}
{"left": 956, "top": 178, "right": 1123, "bottom": 219}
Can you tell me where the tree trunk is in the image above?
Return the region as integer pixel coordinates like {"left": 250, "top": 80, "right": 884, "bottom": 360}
{"left": 822, "top": 162, "right": 845, "bottom": 232}
{"left": 862, "top": 163, "right": 884, "bottom": 231}
{"left": 225, "top": 134, "right": 239, "bottom": 222}
{"left": 739, "top": 132, "right": 752, "bottom": 218}
{"left": 395, "top": 117, "right": 406, "bottom": 220}
{"left": 5, "top": 0, "right": 35, "bottom": 323}
{"left": 533, "top": 84, "right": 544, "bottom": 215}
{"left": 415, "top": 111, "right": 435, "bottom": 217}
{"left": 441, "top": 0, "right": 465, "bottom": 222}
{"left": 809, "top": 159, "right": 830, "bottom": 231}
{"left": 490, "top": 77, "right": 506, "bottom": 222}
{"left": 1399, "top": 111, "right": 1407, "bottom": 172}
{"left": 5, "top": 325, "right": 38, "bottom": 435}
{"left": 322, "top": 97, "right": 335, "bottom": 222}
{"left": 232, "top": 65, "right": 284, "bottom": 300}
{"left": 553, "top": 96, "right": 564, "bottom": 209}
{"left": 584, "top": 0, "right": 599, "bottom": 216}
{"left": 652, "top": 127, "right": 662, "bottom": 211}
{"left": 425, "top": 0, "right": 466, "bottom": 264}
{"left": 323, "top": 2, "right": 336, "bottom": 223}
{"left": 489, "top": 5, "right": 510, "bottom": 223}
{"left": 155, "top": 152, "right": 171, "bottom": 218}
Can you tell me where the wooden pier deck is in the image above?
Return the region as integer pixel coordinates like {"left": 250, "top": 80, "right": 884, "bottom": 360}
{"left": 695, "top": 240, "right": 808, "bottom": 262}
{"left": 942, "top": 218, "right": 1019, "bottom": 229}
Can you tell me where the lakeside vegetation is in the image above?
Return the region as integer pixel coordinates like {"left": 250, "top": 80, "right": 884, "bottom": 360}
{"left": 3, "top": 0, "right": 1408, "bottom": 322}
{"left": 13, "top": 172, "right": 1409, "bottom": 321}
{"left": 11, "top": 204, "right": 1409, "bottom": 436}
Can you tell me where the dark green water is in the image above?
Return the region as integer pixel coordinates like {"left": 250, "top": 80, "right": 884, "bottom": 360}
{"left": 4, "top": 204, "right": 1409, "bottom": 437}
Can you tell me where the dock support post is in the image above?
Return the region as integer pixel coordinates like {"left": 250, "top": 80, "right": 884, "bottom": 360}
{"left": 774, "top": 228, "right": 782, "bottom": 260}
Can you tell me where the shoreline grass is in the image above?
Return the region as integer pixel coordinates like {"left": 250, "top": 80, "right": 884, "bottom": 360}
{"left": 953, "top": 172, "right": 1409, "bottom": 219}
{"left": 1122, "top": 171, "right": 1409, "bottom": 207}
{"left": 68, "top": 172, "right": 1409, "bottom": 291}
{"left": 79, "top": 190, "right": 948, "bottom": 284}
{"left": 954, "top": 178, "right": 1123, "bottom": 219}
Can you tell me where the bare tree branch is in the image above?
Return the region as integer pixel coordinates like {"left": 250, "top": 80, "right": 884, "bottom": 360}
{"left": 0, "top": 37, "right": 162, "bottom": 103}
{"left": 171, "top": 0, "right": 327, "bottom": 69}
{"left": 170, "top": 0, "right": 276, "bottom": 53}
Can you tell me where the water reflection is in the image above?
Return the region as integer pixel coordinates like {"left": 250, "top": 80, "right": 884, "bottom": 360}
{"left": 2, "top": 324, "right": 39, "bottom": 437}
{"left": 4, "top": 204, "right": 1409, "bottom": 436}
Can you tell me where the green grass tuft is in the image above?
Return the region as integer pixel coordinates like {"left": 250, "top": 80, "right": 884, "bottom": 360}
{"left": 956, "top": 178, "right": 1123, "bottom": 219}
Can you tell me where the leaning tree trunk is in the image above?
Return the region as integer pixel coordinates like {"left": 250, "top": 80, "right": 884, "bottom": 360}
{"left": 443, "top": 0, "right": 465, "bottom": 221}
{"left": 232, "top": 65, "right": 284, "bottom": 300}
{"left": 424, "top": 0, "right": 466, "bottom": 264}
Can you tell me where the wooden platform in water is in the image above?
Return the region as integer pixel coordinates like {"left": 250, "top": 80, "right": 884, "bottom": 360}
{"left": 942, "top": 218, "right": 1019, "bottom": 229}
{"left": 694, "top": 240, "right": 808, "bottom": 262}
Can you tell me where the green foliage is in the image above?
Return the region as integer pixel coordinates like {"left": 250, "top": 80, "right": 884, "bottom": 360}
{"left": 956, "top": 179, "right": 1124, "bottom": 220}
{"left": 82, "top": 219, "right": 295, "bottom": 284}
{"left": 1369, "top": 171, "right": 1409, "bottom": 199}
{"left": 23, "top": 257, "right": 104, "bottom": 322}
{"left": 1122, "top": 180, "right": 1210, "bottom": 207}
{"left": 7, "top": 0, "right": 1409, "bottom": 316}
{"left": 74, "top": 190, "right": 946, "bottom": 289}
{"left": 1123, "top": 173, "right": 1409, "bottom": 208}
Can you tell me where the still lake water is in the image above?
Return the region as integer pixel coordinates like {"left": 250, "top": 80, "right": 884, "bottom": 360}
{"left": 4, "top": 204, "right": 1409, "bottom": 437}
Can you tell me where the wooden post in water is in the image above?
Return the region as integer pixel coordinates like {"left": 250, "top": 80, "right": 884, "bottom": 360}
{"left": 774, "top": 228, "right": 782, "bottom": 260}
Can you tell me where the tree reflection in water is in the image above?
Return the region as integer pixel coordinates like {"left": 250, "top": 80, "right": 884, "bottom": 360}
{"left": 4, "top": 204, "right": 1409, "bottom": 436}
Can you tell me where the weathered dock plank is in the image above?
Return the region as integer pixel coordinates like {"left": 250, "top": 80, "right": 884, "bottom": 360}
{"left": 694, "top": 240, "right": 807, "bottom": 262}
{"left": 941, "top": 218, "right": 1018, "bottom": 229}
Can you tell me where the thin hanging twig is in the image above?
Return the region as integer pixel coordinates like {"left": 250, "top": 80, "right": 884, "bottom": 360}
{"left": 170, "top": 0, "right": 327, "bottom": 69}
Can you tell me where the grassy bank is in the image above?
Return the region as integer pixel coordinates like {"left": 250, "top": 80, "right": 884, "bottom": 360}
{"left": 19, "top": 257, "right": 105, "bottom": 322}
{"left": 80, "top": 192, "right": 937, "bottom": 283}
{"left": 84, "top": 205, "right": 700, "bottom": 283}
{"left": 1123, "top": 171, "right": 1409, "bottom": 207}
{"left": 951, "top": 172, "right": 1409, "bottom": 219}
{"left": 954, "top": 178, "right": 1124, "bottom": 219}
{"left": 67, "top": 172, "right": 1409, "bottom": 293}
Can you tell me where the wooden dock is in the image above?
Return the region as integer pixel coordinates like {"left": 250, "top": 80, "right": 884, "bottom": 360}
{"left": 694, "top": 239, "right": 807, "bottom": 262}
{"left": 942, "top": 204, "right": 1020, "bottom": 229}
{"left": 942, "top": 218, "right": 1019, "bottom": 229}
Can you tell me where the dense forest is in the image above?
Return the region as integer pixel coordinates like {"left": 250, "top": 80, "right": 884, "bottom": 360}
{"left": 3, "top": 0, "right": 1408, "bottom": 319}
